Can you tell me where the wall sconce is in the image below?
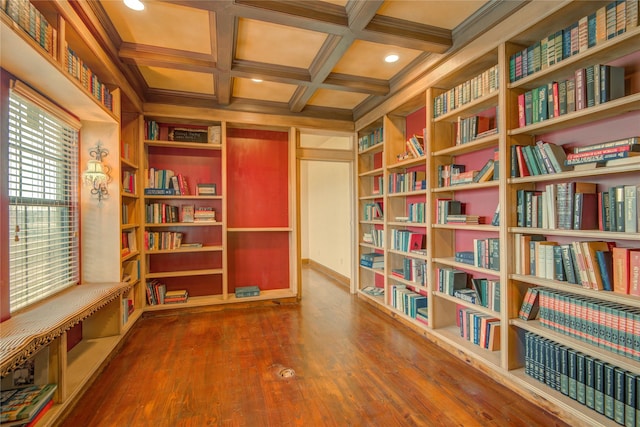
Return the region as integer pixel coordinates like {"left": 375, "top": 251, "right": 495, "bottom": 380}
{"left": 83, "top": 142, "right": 111, "bottom": 202}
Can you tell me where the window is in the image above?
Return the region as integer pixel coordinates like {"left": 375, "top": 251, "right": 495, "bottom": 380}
{"left": 8, "top": 84, "right": 80, "bottom": 312}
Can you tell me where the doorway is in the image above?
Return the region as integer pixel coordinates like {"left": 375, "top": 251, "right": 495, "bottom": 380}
{"left": 297, "top": 132, "right": 355, "bottom": 296}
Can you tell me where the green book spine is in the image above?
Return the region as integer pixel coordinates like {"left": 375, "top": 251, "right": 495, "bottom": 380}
{"left": 605, "top": 363, "right": 615, "bottom": 419}
{"left": 614, "top": 367, "right": 626, "bottom": 425}
{"left": 568, "top": 349, "right": 577, "bottom": 400}
{"left": 625, "top": 371, "right": 636, "bottom": 427}
{"left": 576, "top": 352, "right": 586, "bottom": 404}
{"left": 585, "top": 355, "right": 595, "bottom": 409}
{"left": 560, "top": 345, "right": 569, "bottom": 395}
{"left": 595, "top": 359, "right": 605, "bottom": 414}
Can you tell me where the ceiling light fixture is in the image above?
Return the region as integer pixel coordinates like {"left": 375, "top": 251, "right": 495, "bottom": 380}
{"left": 124, "top": 0, "right": 144, "bottom": 11}
{"left": 385, "top": 54, "right": 399, "bottom": 63}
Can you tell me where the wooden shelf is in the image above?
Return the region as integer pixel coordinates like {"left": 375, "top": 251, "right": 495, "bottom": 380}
{"left": 431, "top": 133, "right": 499, "bottom": 157}
{"left": 146, "top": 245, "right": 223, "bottom": 255}
{"left": 433, "top": 92, "right": 499, "bottom": 123}
{"left": 509, "top": 92, "right": 640, "bottom": 136}
{"left": 433, "top": 291, "right": 500, "bottom": 317}
{"left": 509, "top": 274, "right": 640, "bottom": 308}
{"left": 145, "top": 222, "right": 223, "bottom": 228}
{"left": 143, "top": 194, "right": 223, "bottom": 200}
{"left": 145, "top": 268, "right": 223, "bottom": 279}
{"left": 144, "top": 140, "right": 223, "bottom": 150}
{"left": 509, "top": 26, "right": 640, "bottom": 91}
{"left": 431, "top": 180, "right": 499, "bottom": 193}
{"left": 508, "top": 369, "right": 620, "bottom": 427}
{"left": 431, "top": 325, "right": 502, "bottom": 369}
{"left": 431, "top": 257, "right": 501, "bottom": 277}
{"left": 509, "top": 227, "right": 640, "bottom": 242}
{"left": 432, "top": 223, "right": 499, "bottom": 232}
{"left": 511, "top": 319, "right": 639, "bottom": 373}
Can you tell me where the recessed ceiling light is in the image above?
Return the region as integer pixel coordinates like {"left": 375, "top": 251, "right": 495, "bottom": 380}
{"left": 124, "top": 0, "right": 144, "bottom": 11}
{"left": 251, "top": 78, "right": 263, "bottom": 83}
{"left": 385, "top": 54, "right": 399, "bottom": 63}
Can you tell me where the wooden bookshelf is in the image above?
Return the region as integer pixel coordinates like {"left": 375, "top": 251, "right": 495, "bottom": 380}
{"left": 354, "top": 3, "right": 640, "bottom": 425}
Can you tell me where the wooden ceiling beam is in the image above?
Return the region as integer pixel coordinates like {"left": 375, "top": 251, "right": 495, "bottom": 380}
{"left": 119, "top": 43, "right": 217, "bottom": 73}
{"left": 360, "top": 15, "right": 452, "bottom": 53}
{"left": 232, "top": 60, "right": 311, "bottom": 84}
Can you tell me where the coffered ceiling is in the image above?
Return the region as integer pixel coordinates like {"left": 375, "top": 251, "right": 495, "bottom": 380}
{"left": 85, "top": 0, "right": 527, "bottom": 122}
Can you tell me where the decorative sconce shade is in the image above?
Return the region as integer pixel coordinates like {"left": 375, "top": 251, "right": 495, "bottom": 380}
{"left": 83, "top": 142, "right": 110, "bottom": 202}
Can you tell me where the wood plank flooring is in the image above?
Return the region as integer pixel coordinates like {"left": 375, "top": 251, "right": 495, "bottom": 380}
{"left": 60, "top": 267, "right": 570, "bottom": 427}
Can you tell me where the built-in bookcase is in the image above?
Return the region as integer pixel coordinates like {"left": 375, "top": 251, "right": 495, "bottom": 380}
{"left": 141, "top": 119, "right": 225, "bottom": 307}
{"left": 120, "top": 111, "right": 143, "bottom": 330}
{"left": 356, "top": 118, "right": 386, "bottom": 301}
{"left": 355, "top": 2, "right": 640, "bottom": 425}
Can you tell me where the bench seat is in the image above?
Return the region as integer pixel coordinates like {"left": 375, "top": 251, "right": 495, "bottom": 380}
{"left": 0, "top": 282, "right": 131, "bottom": 377}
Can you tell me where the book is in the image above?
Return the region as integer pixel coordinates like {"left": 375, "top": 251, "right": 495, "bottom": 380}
{"left": 181, "top": 205, "right": 194, "bottom": 223}
{"left": 235, "top": 286, "right": 260, "bottom": 298}
{"left": 518, "top": 287, "right": 540, "bottom": 320}
{"left": 0, "top": 384, "right": 57, "bottom": 426}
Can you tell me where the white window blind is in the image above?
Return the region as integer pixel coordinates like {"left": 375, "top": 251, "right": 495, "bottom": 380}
{"left": 8, "top": 86, "right": 80, "bottom": 312}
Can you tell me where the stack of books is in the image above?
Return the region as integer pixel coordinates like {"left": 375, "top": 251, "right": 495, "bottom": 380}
{"left": 0, "top": 384, "right": 57, "bottom": 426}
{"left": 194, "top": 207, "right": 216, "bottom": 222}
{"left": 360, "top": 252, "right": 383, "bottom": 269}
{"left": 164, "top": 289, "right": 188, "bottom": 304}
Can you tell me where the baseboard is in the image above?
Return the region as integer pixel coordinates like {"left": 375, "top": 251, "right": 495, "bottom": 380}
{"left": 307, "top": 260, "right": 349, "bottom": 287}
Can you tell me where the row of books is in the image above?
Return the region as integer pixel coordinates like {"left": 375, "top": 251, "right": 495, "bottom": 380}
{"left": 362, "top": 228, "right": 383, "bottom": 248}
{"left": 3, "top": 0, "right": 57, "bottom": 58}
{"left": 389, "top": 230, "right": 424, "bottom": 253}
{"left": 537, "top": 288, "right": 640, "bottom": 361}
{"left": 387, "top": 170, "right": 426, "bottom": 194}
{"left": 511, "top": 141, "right": 569, "bottom": 177}
{"left": 145, "top": 203, "right": 179, "bottom": 224}
{"left": 144, "top": 231, "right": 183, "bottom": 251}
{"left": 122, "top": 203, "right": 132, "bottom": 225}
{"left": 515, "top": 235, "right": 640, "bottom": 293}
{"left": 524, "top": 331, "right": 638, "bottom": 425}
{"left": 432, "top": 64, "right": 500, "bottom": 118}
{"left": 390, "top": 284, "right": 427, "bottom": 323}
{"left": 360, "top": 252, "right": 383, "bottom": 269}
{"left": 404, "top": 134, "right": 425, "bottom": 158}
{"left": 64, "top": 44, "right": 114, "bottom": 111}
{"left": 516, "top": 184, "right": 639, "bottom": 233}
{"left": 436, "top": 267, "right": 467, "bottom": 296}
{"left": 144, "top": 169, "right": 190, "bottom": 195}
{"left": 453, "top": 278, "right": 500, "bottom": 312}
{"left": 122, "top": 170, "right": 136, "bottom": 194}
{"left": 122, "top": 297, "right": 134, "bottom": 324}
{"left": 457, "top": 307, "right": 501, "bottom": 351}
{"left": 145, "top": 280, "right": 189, "bottom": 305}
{"left": 516, "top": 64, "right": 625, "bottom": 128}
{"left": 362, "top": 202, "right": 383, "bottom": 221}
{"left": 473, "top": 238, "right": 500, "bottom": 271}
{"left": 358, "top": 127, "right": 384, "bottom": 152}
{"left": 121, "top": 230, "right": 137, "bottom": 256}
{"left": 406, "top": 202, "right": 425, "bottom": 224}
{"left": 390, "top": 257, "right": 426, "bottom": 286}
{"left": 454, "top": 113, "right": 497, "bottom": 145}
{"left": 509, "top": 0, "right": 638, "bottom": 82}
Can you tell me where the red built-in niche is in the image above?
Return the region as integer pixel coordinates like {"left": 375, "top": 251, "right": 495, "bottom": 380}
{"left": 227, "top": 232, "right": 290, "bottom": 291}
{"left": 226, "top": 128, "right": 289, "bottom": 227}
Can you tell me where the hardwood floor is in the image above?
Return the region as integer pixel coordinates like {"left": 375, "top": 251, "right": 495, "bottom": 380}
{"left": 60, "top": 267, "right": 570, "bottom": 427}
